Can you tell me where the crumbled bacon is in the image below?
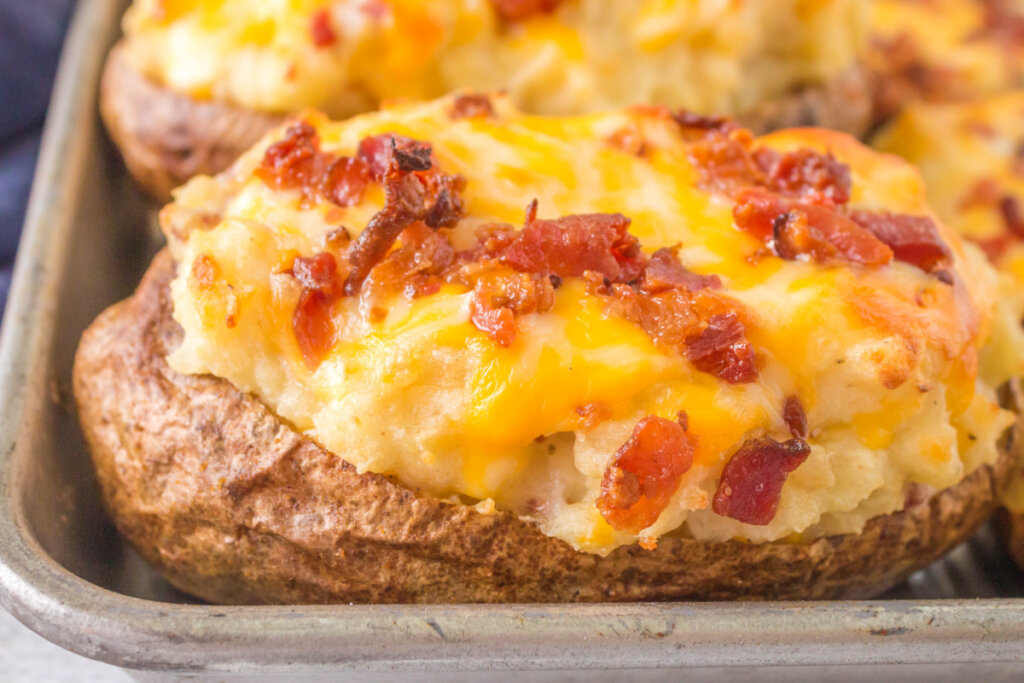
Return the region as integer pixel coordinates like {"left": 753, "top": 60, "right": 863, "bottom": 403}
{"left": 191, "top": 254, "right": 217, "bottom": 290}
{"left": 754, "top": 147, "right": 851, "bottom": 205}
{"left": 468, "top": 267, "right": 555, "bottom": 346}
{"left": 497, "top": 201, "right": 644, "bottom": 282}
{"left": 733, "top": 189, "right": 894, "bottom": 266}
{"left": 1000, "top": 196, "right": 1024, "bottom": 239}
{"left": 783, "top": 396, "right": 808, "bottom": 438}
{"left": 344, "top": 136, "right": 466, "bottom": 295}
{"left": 576, "top": 403, "right": 612, "bottom": 430}
{"left": 671, "top": 111, "right": 738, "bottom": 137}
{"left": 597, "top": 415, "right": 696, "bottom": 533}
{"left": 450, "top": 94, "right": 495, "bottom": 120}
{"left": 257, "top": 121, "right": 370, "bottom": 207}
{"left": 685, "top": 311, "right": 758, "bottom": 384}
{"left": 849, "top": 210, "right": 952, "bottom": 273}
{"left": 687, "top": 128, "right": 764, "bottom": 194}
{"left": 639, "top": 247, "right": 722, "bottom": 294}
{"left": 310, "top": 9, "right": 337, "bottom": 47}
{"left": 290, "top": 253, "right": 342, "bottom": 368}
{"left": 356, "top": 133, "right": 418, "bottom": 181}
{"left": 490, "top": 0, "right": 563, "bottom": 21}
{"left": 712, "top": 437, "right": 810, "bottom": 525}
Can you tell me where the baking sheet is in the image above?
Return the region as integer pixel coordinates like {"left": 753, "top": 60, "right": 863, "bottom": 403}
{"left": 2, "top": 0, "right": 1024, "bottom": 678}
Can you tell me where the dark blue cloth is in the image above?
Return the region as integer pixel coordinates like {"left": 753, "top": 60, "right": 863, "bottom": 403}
{"left": 0, "top": 0, "right": 76, "bottom": 316}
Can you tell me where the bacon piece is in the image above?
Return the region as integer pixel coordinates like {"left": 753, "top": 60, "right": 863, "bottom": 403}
{"left": 685, "top": 311, "right": 757, "bottom": 384}
{"left": 639, "top": 247, "right": 721, "bottom": 293}
{"left": 1000, "top": 196, "right": 1024, "bottom": 239}
{"left": 672, "top": 111, "right": 737, "bottom": 136}
{"left": 712, "top": 437, "right": 811, "bottom": 525}
{"left": 191, "top": 254, "right": 217, "bottom": 290}
{"left": 733, "top": 189, "right": 893, "bottom": 266}
{"left": 754, "top": 147, "right": 851, "bottom": 205}
{"left": 498, "top": 201, "right": 644, "bottom": 282}
{"left": 849, "top": 210, "right": 952, "bottom": 273}
{"left": 576, "top": 402, "right": 612, "bottom": 430}
{"left": 450, "top": 93, "right": 495, "bottom": 120}
{"left": 490, "top": 0, "right": 563, "bottom": 21}
{"left": 356, "top": 132, "right": 418, "bottom": 181}
{"left": 290, "top": 253, "right": 341, "bottom": 368}
{"left": 688, "top": 128, "right": 763, "bottom": 193}
{"left": 344, "top": 137, "right": 466, "bottom": 295}
{"left": 468, "top": 268, "right": 555, "bottom": 347}
{"left": 257, "top": 121, "right": 370, "bottom": 207}
{"left": 597, "top": 415, "right": 696, "bottom": 533}
{"left": 310, "top": 9, "right": 337, "bottom": 47}
{"left": 363, "top": 222, "right": 456, "bottom": 299}
{"left": 783, "top": 396, "right": 808, "bottom": 438}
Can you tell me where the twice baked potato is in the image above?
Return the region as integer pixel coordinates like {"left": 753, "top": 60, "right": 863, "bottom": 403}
{"left": 865, "top": 0, "right": 1024, "bottom": 125}
{"left": 101, "top": 0, "right": 871, "bottom": 199}
{"left": 76, "top": 94, "right": 1024, "bottom": 603}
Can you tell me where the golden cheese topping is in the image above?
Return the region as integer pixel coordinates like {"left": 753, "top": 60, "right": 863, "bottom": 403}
{"left": 867, "top": 0, "right": 1024, "bottom": 120}
{"left": 163, "top": 95, "right": 1018, "bottom": 554}
{"left": 872, "top": 91, "right": 1024, "bottom": 510}
{"left": 121, "top": 0, "right": 865, "bottom": 119}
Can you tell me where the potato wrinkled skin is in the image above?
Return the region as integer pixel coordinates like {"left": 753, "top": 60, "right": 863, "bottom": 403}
{"left": 100, "top": 43, "right": 284, "bottom": 201}
{"left": 72, "top": 250, "right": 1016, "bottom": 604}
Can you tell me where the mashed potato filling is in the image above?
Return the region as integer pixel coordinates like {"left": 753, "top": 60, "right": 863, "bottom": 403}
{"left": 164, "top": 96, "right": 1019, "bottom": 554}
{"left": 121, "top": 0, "right": 864, "bottom": 119}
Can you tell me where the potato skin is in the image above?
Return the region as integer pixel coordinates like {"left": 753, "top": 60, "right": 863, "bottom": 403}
{"left": 73, "top": 250, "right": 1015, "bottom": 604}
{"left": 100, "top": 42, "right": 283, "bottom": 201}
{"left": 100, "top": 37, "right": 871, "bottom": 202}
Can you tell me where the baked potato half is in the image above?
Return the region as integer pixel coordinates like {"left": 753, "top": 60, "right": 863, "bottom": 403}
{"left": 102, "top": 0, "right": 871, "bottom": 199}
{"left": 74, "top": 250, "right": 1018, "bottom": 604}
{"left": 76, "top": 95, "right": 1024, "bottom": 603}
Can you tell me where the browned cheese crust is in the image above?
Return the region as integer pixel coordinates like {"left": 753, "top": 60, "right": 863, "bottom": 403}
{"left": 72, "top": 251, "right": 1017, "bottom": 604}
{"left": 99, "top": 42, "right": 284, "bottom": 201}
{"left": 99, "top": 38, "right": 871, "bottom": 202}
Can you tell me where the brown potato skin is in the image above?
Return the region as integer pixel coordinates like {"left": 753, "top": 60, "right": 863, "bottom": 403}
{"left": 73, "top": 250, "right": 1015, "bottom": 604}
{"left": 100, "top": 42, "right": 284, "bottom": 201}
{"left": 100, "top": 37, "right": 871, "bottom": 202}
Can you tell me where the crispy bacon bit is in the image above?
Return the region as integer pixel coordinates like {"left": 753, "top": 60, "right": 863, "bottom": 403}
{"left": 344, "top": 136, "right": 466, "bottom": 295}
{"left": 783, "top": 396, "right": 808, "bottom": 438}
{"left": 356, "top": 133, "right": 419, "bottom": 181}
{"left": 310, "top": 9, "right": 337, "bottom": 47}
{"left": 685, "top": 312, "right": 758, "bottom": 384}
{"left": 450, "top": 94, "right": 494, "bottom": 120}
{"left": 687, "top": 128, "right": 763, "bottom": 193}
{"left": 576, "top": 403, "right": 612, "bottom": 430}
{"left": 597, "top": 415, "right": 696, "bottom": 533}
{"left": 734, "top": 190, "right": 894, "bottom": 266}
{"left": 497, "top": 202, "right": 644, "bottom": 282}
{"left": 468, "top": 268, "right": 555, "bottom": 346}
{"left": 605, "top": 124, "right": 647, "bottom": 157}
{"left": 712, "top": 437, "right": 811, "bottom": 525}
{"left": 257, "top": 121, "right": 370, "bottom": 207}
{"left": 191, "top": 254, "right": 217, "bottom": 290}
{"left": 671, "top": 111, "right": 737, "bottom": 136}
{"left": 490, "top": 0, "right": 563, "bottom": 21}
{"left": 639, "top": 247, "right": 721, "bottom": 293}
{"left": 363, "top": 222, "right": 455, "bottom": 299}
{"left": 849, "top": 211, "right": 952, "bottom": 273}
{"left": 1000, "top": 196, "right": 1024, "bottom": 239}
{"left": 290, "top": 253, "right": 341, "bottom": 368}
{"left": 754, "top": 148, "right": 851, "bottom": 205}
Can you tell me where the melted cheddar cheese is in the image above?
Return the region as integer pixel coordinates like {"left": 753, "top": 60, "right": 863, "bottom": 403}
{"left": 120, "top": 0, "right": 865, "bottom": 119}
{"left": 163, "top": 95, "right": 1020, "bottom": 554}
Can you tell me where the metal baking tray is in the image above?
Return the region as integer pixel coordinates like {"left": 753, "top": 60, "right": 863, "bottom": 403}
{"left": 3, "top": 0, "right": 1024, "bottom": 679}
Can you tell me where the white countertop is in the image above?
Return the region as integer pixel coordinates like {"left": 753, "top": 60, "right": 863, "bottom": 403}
{"left": 0, "top": 606, "right": 129, "bottom": 681}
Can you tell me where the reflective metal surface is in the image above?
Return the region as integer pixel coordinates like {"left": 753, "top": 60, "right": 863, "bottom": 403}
{"left": 1, "top": 0, "right": 1024, "bottom": 678}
